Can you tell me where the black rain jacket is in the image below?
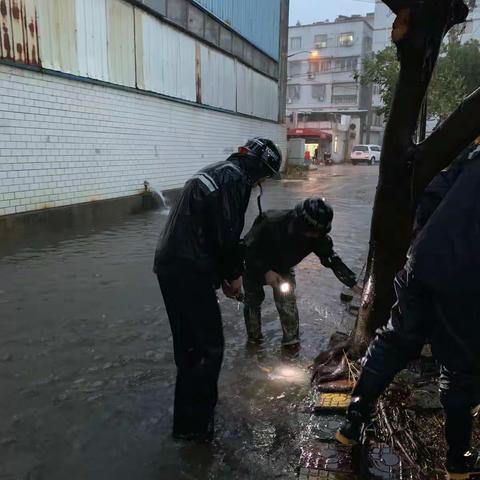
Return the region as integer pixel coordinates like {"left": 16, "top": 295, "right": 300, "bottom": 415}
{"left": 243, "top": 209, "right": 357, "bottom": 288}
{"left": 154, "top": 155, "right": 254, "bottom": 286}
{"left": 407, "top": 150, "right": 480, "bottom": 293}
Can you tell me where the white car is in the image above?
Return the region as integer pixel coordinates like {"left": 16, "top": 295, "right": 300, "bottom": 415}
{"left": 350, "top": 145, "right": 382, "bottom": 165}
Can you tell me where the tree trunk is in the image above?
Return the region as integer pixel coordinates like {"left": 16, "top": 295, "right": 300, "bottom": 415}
{"left": 352, "top": 0, "right": 474, "bottom": 353}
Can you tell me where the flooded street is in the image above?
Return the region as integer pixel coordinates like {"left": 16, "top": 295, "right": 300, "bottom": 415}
{"left": 0, "top": 165, "right": 378, "bottom": 480}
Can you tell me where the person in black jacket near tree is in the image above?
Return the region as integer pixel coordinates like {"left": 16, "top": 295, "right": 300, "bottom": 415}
{"left": 336, "top": 147, "right": 480, "bottom": 480}
{"left": 154, "top": 138, "right": 281, "bottom": 442}
{"left": 243, "top": 198, "right": 362, "bottom": 346}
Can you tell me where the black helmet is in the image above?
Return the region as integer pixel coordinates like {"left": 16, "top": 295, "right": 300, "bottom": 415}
{"left": 295, "top": 198, "right": 333, "bottom": 233}
{"left": 239, "top": 138, "right": 282, "bottom": 178}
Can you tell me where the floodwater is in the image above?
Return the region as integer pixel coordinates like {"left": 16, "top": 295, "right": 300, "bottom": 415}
{"left": 0, "top": 166, "right": 378, "bottom": 479}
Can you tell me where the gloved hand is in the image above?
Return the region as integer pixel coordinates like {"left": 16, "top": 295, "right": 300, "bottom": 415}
{"left": 222, "top": 277, "right": 243, "bottom": 299}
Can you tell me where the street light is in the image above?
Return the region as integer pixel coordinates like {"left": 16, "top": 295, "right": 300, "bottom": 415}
{"left": 287, "top": 49, "right": 320, "bottom": 58}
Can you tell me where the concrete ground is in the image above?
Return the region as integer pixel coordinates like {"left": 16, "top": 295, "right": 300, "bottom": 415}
{"left": 0, "top": 165, "right": 378, "bottom": 480}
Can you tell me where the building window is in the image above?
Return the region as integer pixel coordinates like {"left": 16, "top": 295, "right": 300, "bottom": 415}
{"left": 314, "top": 34, "right": 328, "bottom": 49}
{"left": 363, "top": 37, "right": 373, "bottom": 51}
{"left": 290, "top": 36, "right": 302, "bottom": 50}
{"left": 338, "top": 32, "right": 354, "bottom": 47}
{"left": 373, "top": 84, "right": 381, "bottom": 95}
{"left": 309, "top": 60, "right": 320, "bottom": 74}
{"left": 372, "top": 112, "right": 384, "bottom": 127}
{"left": 288, "top": 84, "right": 301, "bottom": 101}
{"left": 332, "top": 83, "right": 358, "bottom": 104}
{"left": 320, "top": 60, "right": 331, "bottom": 72}
{"left": 311, "top": 84, "right": 326, "bottom": 102}
{"left": 334, "top": 57, "right": 358, "bottom": 71}
{"left": 288, "top": 61, "right": 302, "bottom": 76}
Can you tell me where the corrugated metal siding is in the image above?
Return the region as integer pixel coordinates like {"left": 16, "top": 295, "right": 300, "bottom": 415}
{"left": 193, "top": 0, "right": 280, "bottom": 60}
{"left": 106, "top": 0, "right": 135, "bottom": 87}
{"left": 199, "top": 45, "right": 235, "bottom": 111}
{"left": 252, "top": 70, "right": 278, "bottom": 121}
{"left": 37, "top": 0, "right": 78, "bottom": 74}
{"left": 236, "top": 61, "right": 278, "bottom": 121}
{"left": 0, "top": 0, "right": 40, "bottom": 64}
{"left": 4, "top": 0, "right": 279, "bottom": 123}
{"left": 76, "top": 0, "right": 108, "bottom": 81}
{"left": 135, "top": 9, "right": 196, "bottom": 101}
{"left": 236, "top": 61, "right": 253, "bottom": 116}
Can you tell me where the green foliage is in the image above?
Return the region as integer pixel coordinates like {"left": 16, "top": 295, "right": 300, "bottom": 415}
{"left": 361, "top": 39, "right": 480, "bottom": 121}
{"left": 362, "top": 45, "right": 399, "bottom": 118}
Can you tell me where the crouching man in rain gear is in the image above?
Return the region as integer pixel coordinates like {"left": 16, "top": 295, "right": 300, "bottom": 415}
{"left": 243, "top": 197, "right": 361, "bottom": 346}
{"left": 154, "top": 138, "right": 281, "bottom": 441}
{"left": 336, "top": 150, "right": 480, "bottom": 480}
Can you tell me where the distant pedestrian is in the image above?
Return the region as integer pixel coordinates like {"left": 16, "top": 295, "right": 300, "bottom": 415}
{"left": 154, "top": 138, "right": 281, "bottom": 442}
{"left": 304, "top": 150, "right": 311, "bottom": 164}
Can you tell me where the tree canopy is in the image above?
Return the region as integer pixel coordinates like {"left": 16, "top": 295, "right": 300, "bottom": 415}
{"left": 362, "top": 39, "right": 480, "bottom": 121}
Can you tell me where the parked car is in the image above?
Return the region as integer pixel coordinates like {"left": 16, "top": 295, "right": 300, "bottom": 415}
{"left": 350, "top": 145, "right": 382, "bottom": 165}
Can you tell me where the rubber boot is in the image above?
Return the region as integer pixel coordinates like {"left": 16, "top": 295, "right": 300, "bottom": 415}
{"left": 244, "top": 305, "right": 263, "bottom": 344}
{"left": 335, "top": 396, "right": 374, "bottom": 446}
{"left": 336, "top": 370, "right": 387, "bottom": 446}
{"left": 445, "top": 407, "right": 479, "bottom": 480}
{"left": 446, "top": 451, "right": 480, "bottom": 480}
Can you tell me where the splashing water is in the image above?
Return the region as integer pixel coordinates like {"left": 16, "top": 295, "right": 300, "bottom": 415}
{"left": 145, "top": 181, "right": 171, "bottom": 215}
{"left": 157, "top": 191, "right": 170, "bottom": 210}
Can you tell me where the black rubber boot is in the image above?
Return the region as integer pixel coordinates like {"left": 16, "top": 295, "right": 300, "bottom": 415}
{"left": 173, "top": 419, "right": 214, "bottom": 443}
{"left": 444, "top": 405, "right": 478, "bottom": 480}
{"left": 336, "top": 369, "right": 388, "bottom": 446}
{"left": 446, "top": 451, "right": 480, "bottom": 480}
{"left": 244, "top": 306, "right": 263, "bottom": 344}
{"left": 336, "top": 396, "right": 374, "bottom": 446}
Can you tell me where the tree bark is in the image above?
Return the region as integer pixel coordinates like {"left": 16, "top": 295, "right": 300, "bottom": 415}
{"left": 414, "top": 87, "right": 480, "bottom": 194}
{"left": 352, "top": 0, "right": 473, "bottom": 353}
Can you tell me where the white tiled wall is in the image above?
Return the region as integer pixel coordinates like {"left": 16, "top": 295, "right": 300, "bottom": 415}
{"left": 0, "top": 64, "right": 287, "bottom": 216}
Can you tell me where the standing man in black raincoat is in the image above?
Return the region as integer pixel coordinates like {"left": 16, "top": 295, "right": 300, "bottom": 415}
{"left": 154, "top": 138, "right": 281, "bottom": 441}
{"left": 336, "top": 147, "right": 480, "bottom": 480}
{"left": 243, "top": 198, "right": 361, "bottom": 346}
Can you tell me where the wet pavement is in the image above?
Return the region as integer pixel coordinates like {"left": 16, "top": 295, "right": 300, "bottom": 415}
{"left": 0, "top": 165, "right": 378, "bottom": 480}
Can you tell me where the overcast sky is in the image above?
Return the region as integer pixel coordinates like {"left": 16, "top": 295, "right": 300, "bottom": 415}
{"left": 289, "top": 0, "right": 375, "bottom": 26}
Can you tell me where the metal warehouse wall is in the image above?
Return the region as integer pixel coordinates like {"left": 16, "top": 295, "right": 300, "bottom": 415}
{"left": 0, "top": 64, "right": 287, "bottom": 216}
{"left": 192, "top": 0, "right": 281, "bottom": 60}
{"left": 0, "top": 0, "right": 280, "bottom": 122}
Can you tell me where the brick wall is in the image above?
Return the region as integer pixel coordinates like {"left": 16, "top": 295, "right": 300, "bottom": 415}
{"left": 0, "top": 64, "right": 287, "bottom": 216}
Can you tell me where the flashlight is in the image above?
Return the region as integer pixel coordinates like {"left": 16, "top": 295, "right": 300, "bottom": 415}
{"left": 280, "top": 282, "right": 291, "bottom": 294}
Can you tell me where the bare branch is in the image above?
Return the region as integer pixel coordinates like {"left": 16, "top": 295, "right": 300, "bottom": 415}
{"left": 414, "top": 87, "right": 480, "bottom": 193}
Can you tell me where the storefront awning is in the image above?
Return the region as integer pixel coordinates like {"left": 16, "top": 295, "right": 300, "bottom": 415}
{"left": 287, "top": 128, "right": 332, "bottom": 141}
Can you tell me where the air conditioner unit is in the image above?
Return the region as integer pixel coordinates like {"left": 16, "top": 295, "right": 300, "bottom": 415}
{"left": 308, "top": 72, "right": 315, "bottom": 80}
{"left": 287, "top": 98, "right": 293, "bottom": 104}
